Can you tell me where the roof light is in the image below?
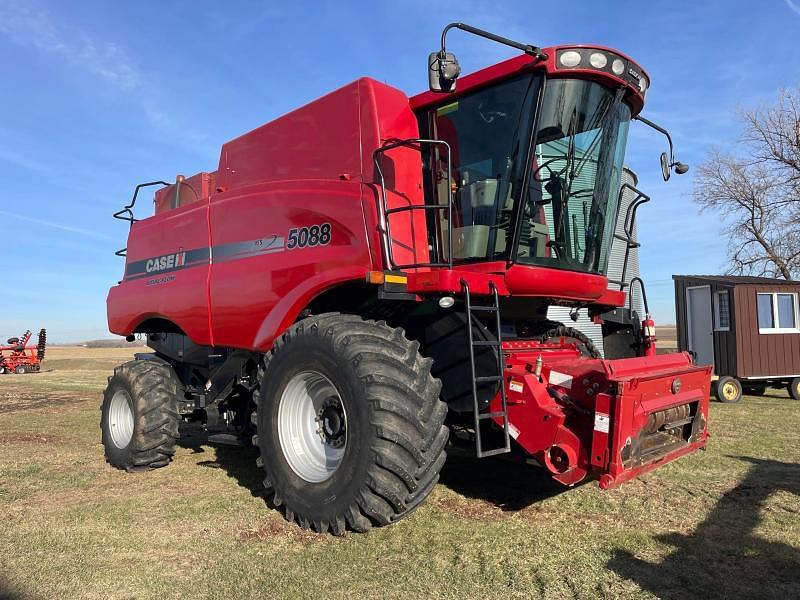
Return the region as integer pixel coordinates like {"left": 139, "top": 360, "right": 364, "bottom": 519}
{"left": 611, "top": 59, "right": 625, "bottom": 75}
{"left": 559, "top": 50, "right": 581, "bottom": 67}
{"left": 589, "top": 52, "right": 607, "bottom": 69}
{"left": 638, "top": 75, "right": 649, "bottom": 93}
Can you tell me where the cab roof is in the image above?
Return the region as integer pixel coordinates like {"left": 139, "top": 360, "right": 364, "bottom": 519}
{"left": 410, "top": 44, "right": 648, "bottom": 116}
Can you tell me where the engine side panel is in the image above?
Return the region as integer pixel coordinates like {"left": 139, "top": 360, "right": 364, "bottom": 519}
{"left": 107, "top": 199, "right": 212, "bottom": 345}
{"left": 208, "top": 180, "right": 374, "bottom": 350}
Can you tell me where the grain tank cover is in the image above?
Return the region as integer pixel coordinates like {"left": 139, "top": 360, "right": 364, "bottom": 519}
{"left": 214, "top": 78, "right": 418, "bottom": 191}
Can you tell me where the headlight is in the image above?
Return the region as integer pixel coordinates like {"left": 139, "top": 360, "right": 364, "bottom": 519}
{"left": 555, "top": 47, "right": 649, "bottom": 97}
{"left": 589, "top": 52, "right": 607, "bottom": 68}
{"left": 559, "top": 50, "right": 582, "bottom": 67}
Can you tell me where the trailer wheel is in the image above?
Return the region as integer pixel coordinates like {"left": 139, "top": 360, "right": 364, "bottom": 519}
{"left": 253, "top": 313, "right": 448, "bottom": 534}
{"left": 100, "top": 360, "right": 180, "bottom": 470}
{"left": 788, "top": 378, "right": 800, "bottom": 401}
{"left": 715, "top": 376, "right": 742, "bottom": 403}
{"left": 14, "top": 365, "right": 26, "bottom": 375}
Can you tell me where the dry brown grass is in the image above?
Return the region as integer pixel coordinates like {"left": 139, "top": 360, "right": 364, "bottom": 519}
{"left": 0, "top": 347, "right": 798, "bottom": 599}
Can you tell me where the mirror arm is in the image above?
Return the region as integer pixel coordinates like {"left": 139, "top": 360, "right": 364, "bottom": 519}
{"left": 439, "top": 22, "right": 548, "bottom": 61}
{"left": 634, "top": 114, "right": 675, "bottom": 164}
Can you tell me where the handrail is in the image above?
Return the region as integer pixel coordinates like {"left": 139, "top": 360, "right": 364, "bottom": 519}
{"left": 113, "top": 180, "right": 170, "bottom": 258}
{"left": 608, "top": 183, "right": 650, "bottom": 292}
{"left": 373, "top": 138, "right": 453, "bottom": 270}
{"left": 627, "top": 276, "right": 650, "bottom": 315}
{"left": 113, "top": 180, "right": 170, "bottom": 226}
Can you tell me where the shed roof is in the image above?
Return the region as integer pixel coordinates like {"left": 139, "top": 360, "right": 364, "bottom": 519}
{"left": 672, "top": 274, "right": 800, "bottom": 286}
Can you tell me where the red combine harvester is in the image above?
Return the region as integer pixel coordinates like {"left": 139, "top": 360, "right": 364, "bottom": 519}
{"left": 104, "top": 24, "right": 711, "bottom": 533}
{"left": 0, "top": 329, "right": 47, "bottom": 374}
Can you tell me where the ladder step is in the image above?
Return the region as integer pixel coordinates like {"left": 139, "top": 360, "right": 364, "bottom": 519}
{"left": 463, "top": 279, "right": 511, "bottom": 461}
{"left": 478, "top": 446, "right": 511, "bottom": 458}
{"left": 478, "top": 411, "right": 507, "bottom": 420}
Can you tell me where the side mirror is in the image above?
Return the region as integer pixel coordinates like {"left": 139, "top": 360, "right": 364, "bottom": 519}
{"left": 428, "top": 51, "right": 461, "bottom": 93}
{"left": 674, "top": 162, "right": 689, "bottom": 175}
{"left": 660, "top": 152, "right": 671, "bottom": 182}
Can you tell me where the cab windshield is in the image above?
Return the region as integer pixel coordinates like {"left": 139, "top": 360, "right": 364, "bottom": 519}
{"left": 517, "top": 79, "right": 631, "bottom": 273}
{"left": 419, "top": 75, "right": 631, "bottom": 276}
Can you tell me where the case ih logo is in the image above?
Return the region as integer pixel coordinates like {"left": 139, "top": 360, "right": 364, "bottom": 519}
{"left": 146, "top": 252, "right": 186, "bottom": 273}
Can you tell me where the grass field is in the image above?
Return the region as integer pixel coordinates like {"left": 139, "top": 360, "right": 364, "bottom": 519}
{"left": 1, "top": 346, "right": 798, "bottom": 599}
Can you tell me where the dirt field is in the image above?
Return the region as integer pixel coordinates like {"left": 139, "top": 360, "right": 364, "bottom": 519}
{"left": 1, "top": 347, "right": 798, "bottom": 599}
{"left": 657, "top": 325, "right": 677, "bottom": 351}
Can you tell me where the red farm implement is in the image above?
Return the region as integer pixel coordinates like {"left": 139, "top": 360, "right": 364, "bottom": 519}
{"left": 101, "top": 23, "right": 709, "bottom": 533}
{"left": 0, "top": 329, "right": 46, "bottom": 374}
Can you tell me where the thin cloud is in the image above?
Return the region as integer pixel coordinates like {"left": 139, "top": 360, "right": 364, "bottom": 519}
{"left": 0, "top": 145, "right": 48, "bottom": 173}
{"left": 0, "top": 1, "right": 141, "bottom": 90}
{"left": 0, "top": 0, "right": 214, "bottom": 156}
{"left": 0, "top": 209, "right": 114, "bottom": 241}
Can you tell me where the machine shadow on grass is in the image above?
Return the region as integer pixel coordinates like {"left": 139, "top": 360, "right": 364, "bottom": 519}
{"left": 0, "top": 574, "right": 26, "bottom": 600}
{"left": 178, "top": 423, "right": 264, "bottom": 498}
{"left": 436, "top": 449, "right": 568, "bottom": 510}
{"left": 608, "top": 456, "right": 800, "bottom": 599}
{"left": 178, "top": 423, "right": 566, "bottom": 513}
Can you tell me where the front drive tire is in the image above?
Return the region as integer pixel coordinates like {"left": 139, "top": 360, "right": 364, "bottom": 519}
{"left": 253, "top": 313, "right": 448, "bottom": 534}
{"left": 101, "top": 360, "right": 180, "bottom": 470}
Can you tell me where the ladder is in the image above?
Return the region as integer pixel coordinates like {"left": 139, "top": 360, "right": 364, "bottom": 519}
{"left": 462, "top": 280, "right": 511, "bottom": 458}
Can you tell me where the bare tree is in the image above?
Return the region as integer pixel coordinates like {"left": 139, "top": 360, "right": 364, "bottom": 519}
{"left": 694, "top": 87, "right": 800, "bottom": 280}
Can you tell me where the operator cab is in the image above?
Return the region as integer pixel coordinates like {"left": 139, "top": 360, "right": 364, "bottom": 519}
{"left": 408, "top": 25, "right": 686, "bottom": 302}
{"left": 416, "top": 72, "right": 630, "bottom": 277}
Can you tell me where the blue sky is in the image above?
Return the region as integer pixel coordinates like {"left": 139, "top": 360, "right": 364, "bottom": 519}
{"left": 1, "top": 0, "right": 799, "bottom": 342}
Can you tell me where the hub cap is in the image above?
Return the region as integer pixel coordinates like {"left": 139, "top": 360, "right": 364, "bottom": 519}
{"left": 108, "top": 389, "right": 134, "bottom": 449}
{"left": 278, "top": 371, "right": 347, "bottom": 483}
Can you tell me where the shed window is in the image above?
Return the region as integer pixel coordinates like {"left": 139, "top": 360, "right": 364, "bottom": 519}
{"left": 757, "top": 292, "right": 799, "bottom": 333}
{"left": 714, "top": 290, "right": 730, "bottom": 331}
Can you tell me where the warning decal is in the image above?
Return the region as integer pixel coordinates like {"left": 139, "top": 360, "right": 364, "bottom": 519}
{"left": 594, "top": 413, "right": 610, "bottom": 433}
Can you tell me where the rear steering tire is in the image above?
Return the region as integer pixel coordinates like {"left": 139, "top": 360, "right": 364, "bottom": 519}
{"left": 253, "top": 313, "right": 448, "bottom": 534}
{"left": 715, "top": 376, "right": 742, "bottom": 403}
{"left": 100, "top": 360, "right": 180, "bottom": 470}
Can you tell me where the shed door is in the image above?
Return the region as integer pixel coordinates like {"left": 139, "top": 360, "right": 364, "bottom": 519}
{"left": 687, "top": 286, "right": 714, "bottom": 368}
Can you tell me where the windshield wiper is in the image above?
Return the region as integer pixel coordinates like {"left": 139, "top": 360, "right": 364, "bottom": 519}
{"left": 565, "top": 87, "right": 625, "bottom": 192}
{"left": 565, "top": 87, "right": 626, "bottom": 269}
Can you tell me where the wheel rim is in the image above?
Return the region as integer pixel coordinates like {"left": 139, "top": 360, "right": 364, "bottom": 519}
{"left": 108, "top": 389, "right": 134, "bottom": 449}
{"left": 722, "top": 382, "right": 738, "bottom": 401}
{"left": 278, "top": 371, "right": 347, "bottom": 483}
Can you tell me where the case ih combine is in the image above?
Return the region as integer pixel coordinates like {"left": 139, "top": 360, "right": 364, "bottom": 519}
{"left": 0, "top": 329, "right": 46, "bottom": 374}
{"left": 104, "top": 24, "right": 711, "bottom": 533}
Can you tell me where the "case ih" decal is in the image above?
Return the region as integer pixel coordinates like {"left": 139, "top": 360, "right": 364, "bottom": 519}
{"left": 146, "top": 252, "right": 186, "bottom": 273}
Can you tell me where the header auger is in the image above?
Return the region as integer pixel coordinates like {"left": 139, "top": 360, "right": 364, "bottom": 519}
{"left": 0, "top": 329, "right": 46, "bottom": 375}
{"left": 103, "top": 23, "right": 710, "bottom": 534}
